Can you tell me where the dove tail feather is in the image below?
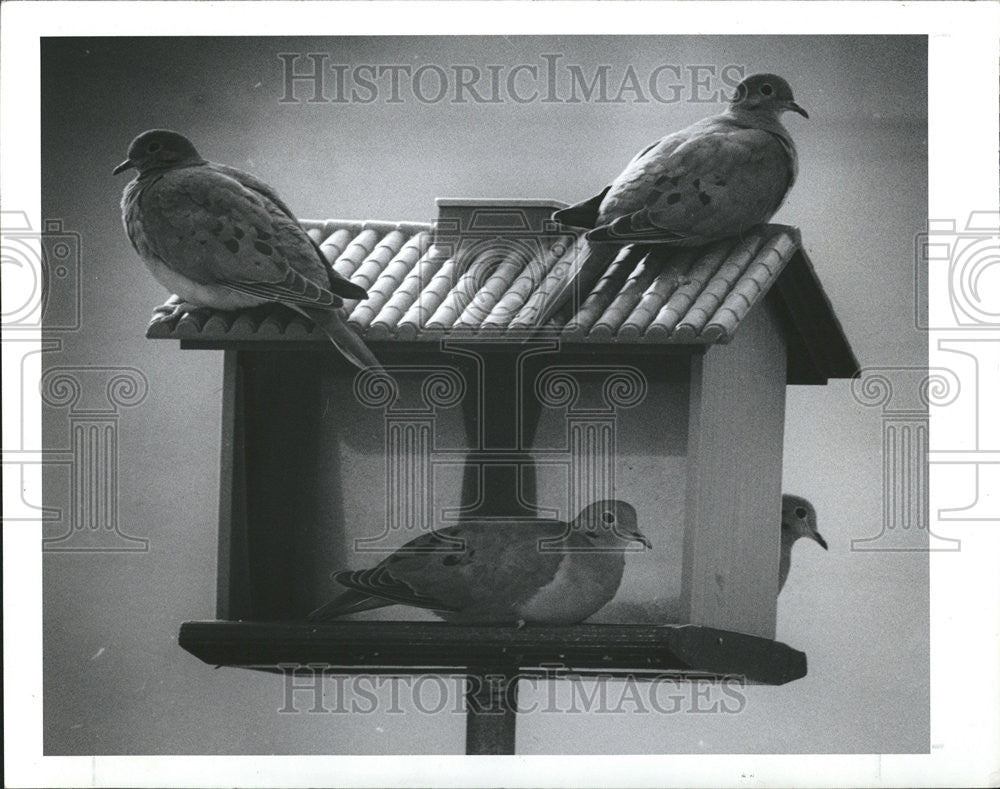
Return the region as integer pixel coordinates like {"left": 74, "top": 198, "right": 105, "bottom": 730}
{"left": 292, "top": 305, "right": 385, "bottom": 372}
{"left": 586, "top": 212, "right": 689, "bottom": 245}
{"left": 534, "top": 238, "right": 621, "bottom": 327}
{"left": 552, "top": 186, "right": 611, "bottom": 229}
{"left": 306, "top": 236, "right": 371, "bottom": 300}
{"left": 307, "top": 589, "right": 390, "bottom": 621}
{"left": 325, "top": 270, "right": 370, "bottom": 301}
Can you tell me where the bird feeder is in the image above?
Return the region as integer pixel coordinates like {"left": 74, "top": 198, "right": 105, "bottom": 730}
{"left": 155, "top": 198, "right": 857, "bottom": 754}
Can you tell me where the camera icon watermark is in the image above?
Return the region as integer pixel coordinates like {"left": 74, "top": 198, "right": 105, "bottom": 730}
{"left": 3, "top": 213, "right": 150, "bottom": 552}
{"left": 915, "top": 211, "right": 1000, "bottom": 330}
{"left": 1, "top": 211, "right": 82, "bottom": 333}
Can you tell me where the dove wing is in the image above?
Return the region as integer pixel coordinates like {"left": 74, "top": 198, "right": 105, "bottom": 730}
{"left": 333, "top": 565, "right": 462, "bottom": 612}
{"left": 552, "top": 136, "right": 676, "bottom": 230}
{"left": 211, "top": 163, "right": 368, "bottom": 301}
{"left": 335, "top": 522, "right": 569, "bottom": 613}
{"left": 136, "top": 166, "right": 344, "bottom": 308}
{"left": 591, "top": 124, "right": 794, "bottom": 244}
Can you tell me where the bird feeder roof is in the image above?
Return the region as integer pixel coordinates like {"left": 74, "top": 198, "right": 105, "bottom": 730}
{"left": 148, "top": 198, "right": 858, "bottom": 384}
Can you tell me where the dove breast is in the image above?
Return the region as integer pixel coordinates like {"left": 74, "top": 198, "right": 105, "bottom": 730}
{"left": 132, "top": 238, "right": 263, "bottom": 311}
{"left": 514, "top": 543, "right": 627, "bottom": 625}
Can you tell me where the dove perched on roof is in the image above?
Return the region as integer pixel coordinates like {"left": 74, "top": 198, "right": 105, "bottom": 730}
{"left": 554, "top": 74, "right": 808, "bottom": 245}
{"left": 308, "top": 500, "right": 650, "bottom": 625}
{"left": 779, "top": 494, "right": 827, "bottom": 593}
{"left": 535, "top": 74, "right": 808, "bottom": 327}
{"left": 115, "top": 129, "right": 382, "bottom": 371}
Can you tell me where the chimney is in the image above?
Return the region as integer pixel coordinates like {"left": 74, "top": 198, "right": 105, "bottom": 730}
{"left": 433, "top": 198, "right": 569, "bottom": 264}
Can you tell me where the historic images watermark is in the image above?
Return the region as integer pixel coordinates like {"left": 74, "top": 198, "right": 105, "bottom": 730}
{"left": 1, "top": 211, "right": 150, "bottom": 552}
{"left": 352, "top": 354, "right": 648, "bottom": 554}
{"left": 348, "top": 203, "right": 649, "bottom": 553}
{"left": 926, "top": 213, "right": 1000, "bottom": 533}
{"left": 277, "top": 665, "right": 748, "bottom": 717}
{"left": 849, "top": 211, "right": 1000, "bottom": 551}
{"left": 37, "top": 365, "right": 150, "bottom": 552}
{"left": 851, "top": 365, "right": 961, "bottom": 551}
{"left": 278, "top": 55, "right": 746, "bottom": 105}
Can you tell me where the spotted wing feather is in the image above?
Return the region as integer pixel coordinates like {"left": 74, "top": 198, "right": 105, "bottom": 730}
{"left": 211, "top": 163, "right": 369, "bottom": 301}
{"left": 590, "top": 121, "right": 795, "bottom": 245}
{"left": 131, "top": 166, "right": 345, "bottom": 308}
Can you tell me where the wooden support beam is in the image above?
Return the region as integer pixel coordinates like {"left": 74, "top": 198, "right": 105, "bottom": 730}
{"left": 216, "top": 350, "right": 251, "bottom": 620}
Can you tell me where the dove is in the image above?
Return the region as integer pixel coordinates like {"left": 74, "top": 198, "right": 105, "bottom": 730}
{"left": 114, "top": 129, "right": 382, "bottom": 371}
{"left": 307, "top": 500, "right": 650, "bottom": 625}
{"left": 537, "top": 75, "right": 807, "bottom": 327}
{"left": 779, "top": 494, "right": 827, "bottom": 593}
{"left": 554, "top": 73, "right": 808, "bottom": 245}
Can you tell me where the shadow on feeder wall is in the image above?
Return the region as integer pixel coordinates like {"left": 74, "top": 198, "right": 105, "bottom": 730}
{"left": 224, "top": 344, "right": 690, "bottom": 627}
{"left": 304, "top": 349, "right": 690, "bottom": 626}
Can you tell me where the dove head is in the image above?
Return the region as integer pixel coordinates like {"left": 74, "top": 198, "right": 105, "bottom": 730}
{"left": 781, "top": 494, "right": 827, "bottom": 550}
{"left": 114, "top": 129, "right": 204, "bottom": 176}
{"left": 573, "top": 500, "right": 651, "bottom": 549}
{"left": 730, "top": 74, "right": 809, "bottom": 119}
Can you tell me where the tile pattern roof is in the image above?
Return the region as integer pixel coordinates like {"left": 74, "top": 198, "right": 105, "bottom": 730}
{"left": 147, "top": 216, "right": 801, "bottom": 346}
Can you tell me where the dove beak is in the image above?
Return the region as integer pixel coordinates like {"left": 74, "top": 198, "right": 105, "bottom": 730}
{"left": 812, "top": 531, "right": 828, "bottom": 551}
{"left": 787, "top": 101, "right": 809, "bottom": 119}
{"left": 633, "top": 533, "right": 652, "bottom": 549}
{"left": 113, "top": 159, "right": 134, "bottom": 176}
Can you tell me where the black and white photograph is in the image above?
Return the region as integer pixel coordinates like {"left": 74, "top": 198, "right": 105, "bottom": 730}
{"left": 2, "top": 2, "right": 999, "bottom": 786}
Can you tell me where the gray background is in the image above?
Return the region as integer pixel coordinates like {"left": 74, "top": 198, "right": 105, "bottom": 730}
{"left": 41, "top": 35, "right": 927, "bottom": 754}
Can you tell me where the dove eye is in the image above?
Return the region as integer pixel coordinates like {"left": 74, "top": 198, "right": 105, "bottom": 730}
{"left": 760, "top": 84, "right": 774, "bottom": 96}
{"left": 794, "top": 506, "right": 808, "bottom": 519}
{"left": 602, "top": 511, "right": 615, "bottom": 524}
{"left": 147, "top": 142, "right": 162, "bottom": 153}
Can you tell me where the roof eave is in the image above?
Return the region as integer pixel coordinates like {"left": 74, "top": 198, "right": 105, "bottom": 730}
{"left": 772, "top": 245, "right": 860, "bottom": 385}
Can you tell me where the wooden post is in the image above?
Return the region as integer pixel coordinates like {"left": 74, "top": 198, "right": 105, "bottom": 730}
{"left": 465, "top": 667, "right": 519, "bottom": 755}
{"left": 216, "top": 350, "right": 250, "bottom": 620}
{"left": 238, "top": 350, "right": 325, "bottom": 619}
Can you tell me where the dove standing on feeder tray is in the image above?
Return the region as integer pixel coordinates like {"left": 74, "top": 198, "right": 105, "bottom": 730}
{"left": 779, "top": 494, "right": 827, "bottom": 593}
{"left": 308, "top": 500, "right": 650, "bottom": 625}
{"left": 115, "top": 129, "right": 383, "bottom": 371}
{"left": 554, "top": 74, "right": 808, "bottom": 245}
